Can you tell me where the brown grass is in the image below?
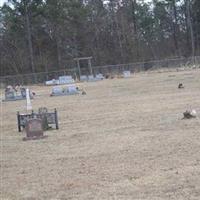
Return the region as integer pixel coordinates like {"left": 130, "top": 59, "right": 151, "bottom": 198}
{"left": 1, "top": 69, "right": 200, "bottom": 199}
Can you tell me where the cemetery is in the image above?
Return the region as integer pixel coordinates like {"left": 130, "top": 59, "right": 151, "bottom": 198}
{"left": 1, "top": 0, "right": 200, "bottom": 198}
{"left": 1, "top": 68, "right": 200, "bottom": 199}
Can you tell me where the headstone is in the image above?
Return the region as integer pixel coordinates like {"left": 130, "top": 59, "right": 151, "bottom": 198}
{"left": 88, "top": 75, "right": 96, "bottom": 82}
{"left": 59, "top": 76, "right": 75, "bottom": 84}
{"left": 66, "top": 84, "right": 79, "bottom": 94}
{"left": 123, "top": 71, "right": 131, "bottom": 78}
{"left": 23, "top": 118, "right": 45, "bottom": 140}
{"left": 45, "top": 80, "right": 53, "bottom": 85}
{"left": 5, "top": 91, "right": 15, "bottom": 100}
{"left": 51, "top": 85, "right": 79, "bottom": 96}
{"left": 4, "top": 87, "right": 33, "bottom": 101}
{"left": 54, "top": 79, "right": 60, "bottom": 85}
{"left": 52, "top": 86, "right": 63, "bottom": 95}
{"left": 80, "top": 75, "right": 88, "bottom": 82}
{"left": 26, "top": 88, "right": 32, "bottom": 111}
{"left": 88, "top": 75, "right": 94, "bottom": 79}
{"left": 96, "top": 73, "right": 104, "bottom": 80}
{"left": 45, "top": 79, "right": 59, "bottom": 85}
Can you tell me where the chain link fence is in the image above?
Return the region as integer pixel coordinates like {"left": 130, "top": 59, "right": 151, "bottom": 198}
{"left": 1, "top": 56, "right": 200, "bottom": 86}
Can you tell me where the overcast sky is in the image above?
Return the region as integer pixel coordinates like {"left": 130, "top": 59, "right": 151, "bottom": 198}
{"left": 0, "top": 0, "right": 5, "bottom": 7}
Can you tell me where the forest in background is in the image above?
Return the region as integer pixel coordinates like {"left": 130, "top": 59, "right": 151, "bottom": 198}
{"left": 0, "top": 0, "right": 200, "bottom": 76}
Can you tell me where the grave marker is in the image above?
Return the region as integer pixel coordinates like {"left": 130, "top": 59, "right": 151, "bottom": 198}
{"left": 80, "top": 75, "right": 88, "bottom": 82}
{"left": 4, "top": 87, "right": 33, "bottom": 101}
{"left": 26, "top": 88, "right": 32, "bottom": 111}
{"left": 123, "top": 71, "right": 131, "bottom": 78}
{"left": 88, "top": 75, "right": 96, "bottom": 82}
{"left": 45, "top": 79, "right": 59, "bottom": 86}
{"left": 23, "top": 118, "right": 46, "bottom": 140}
{"left": 5, "top": 91, "right": 15, "bottom": 100}
{"left": 51, "top": 85, "right": 79, "bottom": 96}
{"left": 51, "top": 86, "right": 63, "bottom": 95}
{"left": 67, "top": 85, "right": 79, "bottom": 94}
{"left": 17, "top": 108, "right": 59, "bottom": 132}
{"left": 96, "top": 73, "right": 104, "bottom": 80}
{"left": 59, "top": 76, "right": 75, "bottom": 84}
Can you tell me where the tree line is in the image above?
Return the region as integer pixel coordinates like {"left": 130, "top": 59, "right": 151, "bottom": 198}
{"left": 0, "top": 0, "right": 199, "bottom": 76}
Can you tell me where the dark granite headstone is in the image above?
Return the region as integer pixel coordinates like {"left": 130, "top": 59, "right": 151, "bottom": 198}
{"left": 23, "top": 118, "right": 45, "bottom": 140}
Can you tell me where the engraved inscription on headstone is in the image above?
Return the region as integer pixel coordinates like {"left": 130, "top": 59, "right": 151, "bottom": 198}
{"left": 25, "top": 118, "right": 43, "bottom": 138}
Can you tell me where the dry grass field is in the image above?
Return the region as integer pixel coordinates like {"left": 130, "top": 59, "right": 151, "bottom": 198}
{"left": 1, "top": 69, "right": 200, "bottom": 200}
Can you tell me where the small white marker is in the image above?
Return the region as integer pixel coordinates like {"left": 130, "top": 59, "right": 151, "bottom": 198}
{"left": 26, "top": 88, "right": 32, "bottom": 111}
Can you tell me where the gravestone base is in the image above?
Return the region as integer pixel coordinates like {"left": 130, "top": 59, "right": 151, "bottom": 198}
{"left": 23, "top": 135, "right": 48, "bottom": 141}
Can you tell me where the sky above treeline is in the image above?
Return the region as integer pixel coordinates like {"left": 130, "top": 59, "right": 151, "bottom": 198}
{"left": 0, "top": 0, "right": 6, "bottom": 7}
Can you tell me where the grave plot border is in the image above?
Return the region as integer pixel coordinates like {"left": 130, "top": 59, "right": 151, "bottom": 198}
{"left": 17, "top": 108, "right": 59, "bottom": 132}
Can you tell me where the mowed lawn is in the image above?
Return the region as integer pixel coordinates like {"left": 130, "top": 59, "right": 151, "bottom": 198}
{"left": 1, "top": 69, "right": 200, "bottom": 200}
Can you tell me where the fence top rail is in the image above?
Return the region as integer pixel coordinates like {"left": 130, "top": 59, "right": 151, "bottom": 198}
{"left": 91, "top": 56, "right": 198, "bottom": 70}
{"left": 0, "top": 68, "right": 77, "bottom": 79}
{"left": 1, "top": 56, "right": 199, "bottom": 79}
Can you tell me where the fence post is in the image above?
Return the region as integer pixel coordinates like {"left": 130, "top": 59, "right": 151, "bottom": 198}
{"left": 17, "top": 112, "right": 21, "bottom": 132}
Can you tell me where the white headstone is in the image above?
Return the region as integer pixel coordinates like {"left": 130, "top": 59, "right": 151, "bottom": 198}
{"left": 88, "top": 75, "right": 97, "bottom": 82}
{"left": 96, "top": 73, "right": 104, "bottom": 80}
{"left": 67, "top": 85, "right": 78, "bottom": 94}
{"left": 123, "top": 71, "right": 131, "bottom": 78}
{"left": 26, "top": 88, "right": 32, "bottom": 111}
{"left": 52, "top": 86, "right": 63, "bottom": 95}
{"left": 88, "top": 75, "right": 94, "bottom": 79}
{"left": 45, "top": 79, "right": 60, "bottom": 85}
{"left": 191, "top": 109, "right": 197, "bottom": 117}
{"left": 80, "top": 75, "right": 88, "bottom": 81}
{"left": 59, "top": 76, "right": 74, "bottom": 84}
